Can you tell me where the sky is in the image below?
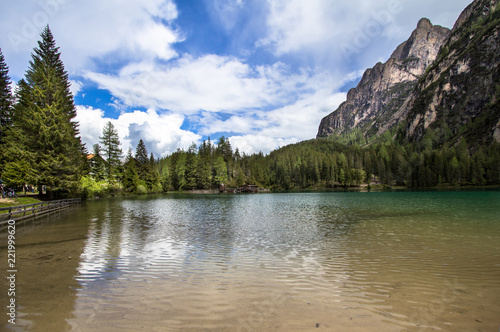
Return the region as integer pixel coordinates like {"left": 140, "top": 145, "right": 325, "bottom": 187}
{"left": 0, "top": 0, "right": 472, "bottom": 157}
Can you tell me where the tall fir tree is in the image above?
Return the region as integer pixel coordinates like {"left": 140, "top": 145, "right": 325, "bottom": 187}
{"left": 100, "top": 121, "right": 122, "bottom": 182}
{"left": 3, "top": 26, "right": 83, "bottom": 195}
{"left": 122, "top": 149, "right": 139, "bottom": 192}
{"left": 149, "top": 152, "right": 160, "bottom": 190}
{"left": 90, "top": 144, "right": 106, "bottom": 181}
{"left": 0, "top": 48, "right": 13, "bottom": 176}
{"left": 135, "top": 139, "right": 149, "bottom": 167}
{"left": 135, "top": 139, "right": 153, "bottom": 187}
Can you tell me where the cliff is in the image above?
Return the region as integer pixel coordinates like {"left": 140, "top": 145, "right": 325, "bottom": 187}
{"left": 404, "top": 0, "right": 499, "bottom": 145}
{"left": 317, "top": 18, "right": 450, "bottom": 138}
{"left": 317, "top": 0, "right": 500, "bottom": 146}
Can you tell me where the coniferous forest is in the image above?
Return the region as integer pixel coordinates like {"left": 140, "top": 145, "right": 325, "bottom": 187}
{"left": 0, "top": 27, "right": 499, "bottom": 199}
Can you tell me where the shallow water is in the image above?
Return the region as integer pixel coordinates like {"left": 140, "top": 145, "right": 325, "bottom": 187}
{"left": 1, "top": 191, "right": 500, "bottom": 331}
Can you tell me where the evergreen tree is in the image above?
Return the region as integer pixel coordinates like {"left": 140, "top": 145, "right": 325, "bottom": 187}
{"left": 0, "top": 49, "right": 12, "bottom": 144}
{"left": 134, "top": 139, "right": 155, "bottom": 188}
{"left": 170, "top": 149, "right": 187, "bottom": 190}
{"left": 135, "top": 139, "right": 149, "bottom": 166}
{"left": 185, "top": 143, "right": 198, "bottom": 189}
{"left": 0, "top": 48, "right": 13, "bottom": 176}
{"left": 135, "top": 139, "right": 149, "bottom": 173}
{"left": 149, "top": 152, "right": 160, "bottom": 190}
{"left": 90, "top": 144, "right": 106, "bottom": 181}
{"left": 122, "top": 149, "right": 139, "bottom": 192}
{"left": 100, "top": 121, "right": 122, "bottom": 182}
{"left": 3, "top": 26, "right": 83, "bottom": 195}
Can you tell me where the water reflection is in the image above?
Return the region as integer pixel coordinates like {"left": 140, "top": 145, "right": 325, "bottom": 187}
{"left": 0, "top": 208, "right": 89, "bottom": 331}
{"left": 2, "top": 192, "right": 499, "bottom": 331}
{"left": 68, "top": 192, "right": 500, "bottom": 330}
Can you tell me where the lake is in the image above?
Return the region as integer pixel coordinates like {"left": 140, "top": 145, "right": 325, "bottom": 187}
{"left": 1, "top": 191, "right": 500, "bottom": 331}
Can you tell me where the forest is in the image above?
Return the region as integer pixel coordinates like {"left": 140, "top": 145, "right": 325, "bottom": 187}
{"left": 1, "top": 27, "right": 499, "bottom": 199}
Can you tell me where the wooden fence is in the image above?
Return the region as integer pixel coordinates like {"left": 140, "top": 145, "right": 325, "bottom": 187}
{"left": 0, "top": 198, "right": 81, "bottom": 226}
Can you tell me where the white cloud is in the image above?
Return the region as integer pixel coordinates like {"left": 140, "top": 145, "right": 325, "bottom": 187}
{"left": 69, "top": 80, "right": 83, "bottom": 97}
{"left": 205, "top": 0, "right": 246, "bottom": 31}
{"left": 75, "top": 106, "right": 200, "bottom": 157}
{"left": 258, "top": 0, "right": 471, "bottom": 69}
{"left": 258, "top": 0, "right": 383, "bottom": 56}
{"left": 197, "top": 87, "right": 347, "bottom": 154}
{"left": 84, "top": 55, "right": 309, "bottom": 114}
{"left": 229, "top": 135, "right": 299, "bottom": 155}
{"left": 0, "top": 0, "right": 181, "bottom": 78}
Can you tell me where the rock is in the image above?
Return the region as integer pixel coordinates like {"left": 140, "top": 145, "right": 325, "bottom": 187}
{"left": 404, "top": 0, "right": 500, "bottom": 145}
{"left": 317, "top": 17, "right": 450, "bottom": 138}
{"left": 317, "top": 0, "right": 500, "bottom": 147}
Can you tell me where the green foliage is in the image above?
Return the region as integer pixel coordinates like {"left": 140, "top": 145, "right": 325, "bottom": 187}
{"left": 2, "top": 26, "right": 83, "bottom": 196}
{"left": 0, "top": 48, "right": 13, "bottom": 173}
{"left": 100, "top": 121, "right": 122, "bottom": 182}
{"left": 2, "top": 159, "right": 31, "bottom": 187}
{"left": 89, "top": 144, "right": 106, "bottom": 181}
{"left": 136, "top": 183, "right": 148, "bottom": 195}
{"left": 79, "top": 176, "right": 109, "bottom": 200}
{"left": 122, "top": 149, "right": 139, "bottom": 192}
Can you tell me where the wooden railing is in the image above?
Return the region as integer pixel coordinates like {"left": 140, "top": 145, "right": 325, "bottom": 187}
{"left": 0, "top": 198, "right": 81, "bottom": 225}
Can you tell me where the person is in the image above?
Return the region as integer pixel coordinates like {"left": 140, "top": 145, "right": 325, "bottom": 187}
{"left": 1, "top": 183, "right": 4, "bottom": 199}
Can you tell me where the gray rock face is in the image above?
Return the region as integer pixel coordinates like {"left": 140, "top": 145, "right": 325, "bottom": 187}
{"left": 317, "top": 18, "right": 450, "bottom": 138}
{"left": 404, "top": 0, "right": 500, "bottom": 145}
{"left": 318, "top": 0, "right": 500, "bottom": 146}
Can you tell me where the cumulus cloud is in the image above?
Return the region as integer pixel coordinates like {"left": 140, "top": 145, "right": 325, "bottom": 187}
{"left": 258, "top": 0, "right": 471, "bottom": 69}
{"left": 69, "top": 80, "right": 83, "bottom": 97}
{"left": 0, "top": 0, "right": 181, "bottom": 78}
{"left": 84, "top": 55, "right": 311, "bottom": 114}
{"left": 197, "top": 86, "right": 347, "bottom": 154}
{"left": 75, "top": 106, "right": 200, "bottom": 157}
{"left": 229, "top": 135, "right": 299, "bottom": 155}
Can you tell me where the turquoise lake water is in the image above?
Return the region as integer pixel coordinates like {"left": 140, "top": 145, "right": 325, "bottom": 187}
{"left": 1, "top": 190, "right": 499, "bottom": 331}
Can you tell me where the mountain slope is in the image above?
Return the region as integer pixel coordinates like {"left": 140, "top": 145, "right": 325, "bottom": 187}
{"left": 403, "top": 0, "right": 500, "bottom": 145}
{"left": 318, "top": 0, "right": 500, "bottom": 147}
{"left": 317, "top": 18, "right": 450, "bottom": 138}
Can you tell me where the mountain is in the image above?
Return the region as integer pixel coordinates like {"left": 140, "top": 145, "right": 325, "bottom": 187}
{"left": 317, "top": 18, "right": 451, "bottom": 138}
{"left": 317, "top": 0, "right": 500, "bottom": 146}
{"left": 403, "top": 0, "right": 499, "bottom": 145}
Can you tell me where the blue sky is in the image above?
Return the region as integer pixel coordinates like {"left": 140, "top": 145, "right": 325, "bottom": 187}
{"left": 0, "top": 0, "right": 471, "bottom": 157}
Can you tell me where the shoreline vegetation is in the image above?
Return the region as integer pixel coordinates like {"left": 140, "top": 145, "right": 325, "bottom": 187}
{"left": 1, "top": 27, "right": 499, "bottom": 201}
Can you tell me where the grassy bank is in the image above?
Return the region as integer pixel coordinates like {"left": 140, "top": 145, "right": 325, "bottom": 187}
{"left": 0, "top": 196, "right": 42, "bottom": 211}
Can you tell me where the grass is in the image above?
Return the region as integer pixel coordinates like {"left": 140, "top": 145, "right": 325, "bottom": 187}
{"left": 0, "top": 196, "right": 42, "bottom": 210}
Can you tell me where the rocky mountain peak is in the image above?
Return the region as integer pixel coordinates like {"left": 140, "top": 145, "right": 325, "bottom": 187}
{"left": 390, "top": 18, "right": 450, "bottom": 63}
{"left": 404, "top": 0, "right": 499, "bottom": 145}
{"left": 317, "top": 0, "right": 499, "bottom": 147}
{"left": 317, "top": 18, "right": 450, "bottom": 138}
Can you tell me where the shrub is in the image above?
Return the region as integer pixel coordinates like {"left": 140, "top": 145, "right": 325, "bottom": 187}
{"left": 80, "top": 176, "right": 108, "bottom": 200}
{"left": 136, "top": 184, "right": 148, "bottom": 195}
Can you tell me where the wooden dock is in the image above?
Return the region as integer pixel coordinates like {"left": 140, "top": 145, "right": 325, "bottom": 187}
{"left": 0, "top": 198, "right": 81, "bottom": 226}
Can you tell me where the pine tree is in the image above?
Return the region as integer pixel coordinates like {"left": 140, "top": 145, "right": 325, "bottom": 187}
{"left": 90, "top": 144, "right": 106, "bottom": 181}
{"left": 0, "top": 49, "right": 12, "bottom": 143}
{"left": 185, "top": 143, "right": 198, "bottom": 189}
{"left": 100, "top": 121, "right": 122, "bottom": 182}
{"left": 135, "top": 139, "right": 149, "bottom": 172}
{"left": 3, "top": 26, "right": 83, "bottom": 195}
{"left": 122, "top": 149, "right": 139, "bottom": 192}
{"left": 0, "top": 48, "right": 13, "bottom": 176}
{"left": 149, "top": 152, "right": 160, "bottom": 191}
{"left": 135, "top": 139, "right": 154, "bottom": 188}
